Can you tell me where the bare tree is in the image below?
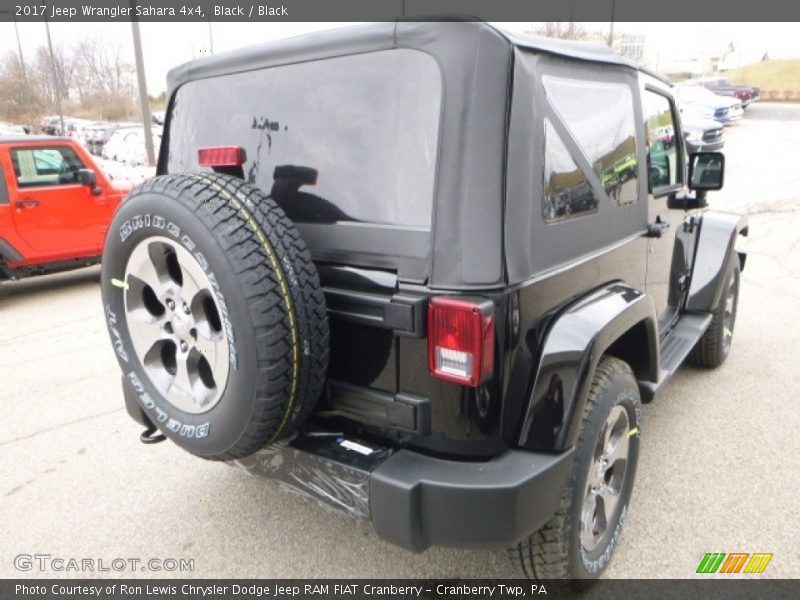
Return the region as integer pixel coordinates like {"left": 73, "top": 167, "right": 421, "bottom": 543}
{"left": 73, "top": 37, "right": 136, "bottom": 119}
{"left": 0, "top": 36, "right": 136, "bottom": 124}
{"left": 33, "top": 44, "right": 76, "bottom": 105}
{"left": 0, "top": 52, "right": 43, "bottom": 124}
{"left": 534, "top": 22, "right": 589, "bottom": 41}
{"left": 75, "top": 38, "right": 134, "bottom": 99}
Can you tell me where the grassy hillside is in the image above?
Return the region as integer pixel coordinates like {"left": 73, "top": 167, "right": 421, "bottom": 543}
{"left": 723, "top": 59, "right": 800, "bottom": 101}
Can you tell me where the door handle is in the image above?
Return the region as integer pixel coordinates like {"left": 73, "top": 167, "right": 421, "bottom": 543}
{"left": 15, "top": 199, "right": 40, "bottom": 209}
{"left": 646, "top": 217, "right": 670, "bottom": 238}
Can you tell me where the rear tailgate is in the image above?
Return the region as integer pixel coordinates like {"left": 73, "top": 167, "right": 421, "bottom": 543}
{"left": 318, "top": 264, "right": 428, "bottom": 432}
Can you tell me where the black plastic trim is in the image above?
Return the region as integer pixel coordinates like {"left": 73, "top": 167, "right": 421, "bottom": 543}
{"left": 324, "top": 288, "right": 427, "bottom": 336}
{"left": 296, "top": 223, "right": 430, "bottom": 284}
{"left": 0, "top": 254, "right": 101, "bottom": 276}
{"left": 639, "top": 312, "right": 712, "bottom": 399}
{"left": 326, "top": 380, "right": 431, "bottom": 435}
{"left": 687, "top": 212, "right": 748, "bottom": 312}
{"left": 0, "top": 166, "right": 9, "bottom": 205}
{"left": 370, "top": 447, "right": 574, "bottom": 551}
{"left": 517, "top": 282, "right": 659, "bottom": 451}
{"left": 0, "top": 237, "right": 23, "bottom": 263}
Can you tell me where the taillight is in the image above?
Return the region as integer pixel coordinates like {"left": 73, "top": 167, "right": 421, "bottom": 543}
{"left": 428, "top": 297, "right": 495, "bottom": 387}
{"left": 198, "top": 146, "right": 246, "bottom": 167}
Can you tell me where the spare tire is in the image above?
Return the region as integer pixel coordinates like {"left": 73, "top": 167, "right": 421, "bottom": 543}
{"left": 101, "top": 173, "right": 329, "bottom": 460}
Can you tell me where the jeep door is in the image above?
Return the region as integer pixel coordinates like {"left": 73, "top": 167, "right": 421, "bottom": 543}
{"left": 8, "top": 144, "right": 109, "bottom": 260}
{"left": 641, "top": 83, "right": 694, "bottom": 332}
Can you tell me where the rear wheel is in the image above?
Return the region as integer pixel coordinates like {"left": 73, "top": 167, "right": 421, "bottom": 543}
{"left": 690, "top": 259, "right": 740, "bottom": 368}
{"left": 509, "top": 356, "right": 641, "bottom": 586}
{"left": 101, "top": 173, "right": 329, "bottom": 460}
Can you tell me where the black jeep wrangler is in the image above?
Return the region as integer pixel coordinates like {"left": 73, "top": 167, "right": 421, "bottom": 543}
{"left": 101, "top": 21, "right": 747, "bottom": 582}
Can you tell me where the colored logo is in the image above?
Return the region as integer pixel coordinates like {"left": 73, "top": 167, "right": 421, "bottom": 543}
{"left": 697, "top": 552, "right": 773, "bottom": 574}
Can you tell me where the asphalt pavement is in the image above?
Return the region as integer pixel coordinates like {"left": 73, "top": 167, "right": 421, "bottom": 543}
{"left": 1, "top": 103, "right": 798, "bottom": 579}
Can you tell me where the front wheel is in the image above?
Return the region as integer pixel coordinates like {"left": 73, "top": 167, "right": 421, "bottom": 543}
{"left": 690, "top": 259, "right": 741, "bottom": 368}
{"left": 509, "top": 356, "right": 641, "bottom": 586}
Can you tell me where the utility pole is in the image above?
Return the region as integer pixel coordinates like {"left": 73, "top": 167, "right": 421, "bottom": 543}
{"left": 608, "top": 0, "right": 616, "bottom": 47}
{"left": 13, "top": 14, "right": 27, "bottom": 80}
{"left": 130, "top": 6, "right": 156, "bottom": 166}
{"left": 44, "top": 19, "right": 65, "bottom": 136}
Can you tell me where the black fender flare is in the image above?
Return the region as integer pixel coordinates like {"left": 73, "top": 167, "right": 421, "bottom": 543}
{"left": 686, "top": 211, "right": 748, "bottom": 312}
{"left": 0, "top": 237, "right": 24, "bottom": 264}
{"left": 517, "top": 282, "right": 659, "bottom": 452}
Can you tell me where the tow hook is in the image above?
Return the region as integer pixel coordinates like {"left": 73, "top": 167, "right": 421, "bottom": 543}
{"left": 140, "top": 425, "right": 166, "bottom": 445}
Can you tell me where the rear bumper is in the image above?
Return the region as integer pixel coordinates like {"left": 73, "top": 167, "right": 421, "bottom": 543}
{"left": 124, "top": 375, "right": 572, "bottom": 551}
{"left": 370, "top": 446, "right": 573, "bottom": 551}
{"left": 237, "top": 439, "right": 573, "bottom": 551}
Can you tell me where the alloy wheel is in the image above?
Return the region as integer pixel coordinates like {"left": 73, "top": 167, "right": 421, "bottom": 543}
{"left": 123, "top": 236, "right": 229, "bottom": 414}
{"left": 580, "top": 404, "right": 631, "bottom": 553}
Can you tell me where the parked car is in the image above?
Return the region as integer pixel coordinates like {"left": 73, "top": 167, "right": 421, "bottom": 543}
{"left": 84, "top": 122, "right": 108, "bottom": 155}
{"left": 119, "top": 128, "right": 162, "bottom": 166}
{"left": 682, "top": 117, "right": 725, "bottom": 153}
{"left": 101, "top": 126, "right": 160, "bottom": 165}
{"left": 64, "top": 118, "right": 104, "bottom": 148}
{"left": 676, "top": 84, "right": 743, "bottom": 125}
{"left": 0, "top": 122, "right": 28, "bottom": 136}
{"left": 40, "top": 115, "right": 64, "bottom": 135}
{"left": 101, "top": 126, "right": 140, "bottom": 161}
{"left": 86, "top": 122, "right": 136, "bottom": 156}
{"left": 613, "top": 152, "right": 638, "bottom": 182}
{"left": 100, "top": 22, "right": 746, "bottom": 585}
{"left": 0, "top": 135, "right": 132, "bottom": 280}
{"left": 688, "top": 76, "right": 760, "bottom": 106}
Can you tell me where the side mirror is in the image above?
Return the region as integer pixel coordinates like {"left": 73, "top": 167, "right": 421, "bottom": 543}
{"left": 78, "top": 168, "right": 103, "bottom": 196}
{"left": 78, "top": 168, "right": 96, "bottom": 186}
{"left": 689, "top": 152, "right": 724, "bottom": 191}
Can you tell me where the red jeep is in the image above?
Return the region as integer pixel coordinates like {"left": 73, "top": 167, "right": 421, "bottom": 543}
{"left": 0, "top": 135, "right": 132, "bottom": 280}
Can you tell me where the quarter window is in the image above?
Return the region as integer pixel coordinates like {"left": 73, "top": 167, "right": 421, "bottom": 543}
{"left": 543, "top": 75, "right": 639, "bottom": 208}
{"left": 11, "top": 146, "right": 86, "bottom": 188}
{"left": 542, "top": 118, "right": 598, "bottom": 222}
{"left": 643, "top": 90, "right": 680, "bottom": 191}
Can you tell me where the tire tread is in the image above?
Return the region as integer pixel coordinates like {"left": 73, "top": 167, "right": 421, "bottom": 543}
{"left": 508, "top": 356, "right": 635, "bottom": 581}
{"left": 115, "top": 173, "right": 328, "bottom": 460}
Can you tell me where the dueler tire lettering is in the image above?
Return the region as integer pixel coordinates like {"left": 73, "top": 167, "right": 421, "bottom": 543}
{"left": 101, "top": 173, "right": 329, "bottom": 460}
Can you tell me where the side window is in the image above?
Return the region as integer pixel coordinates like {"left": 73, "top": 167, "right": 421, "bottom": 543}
{"left": 642, "top": 90, "right": 680, "bottom": 192}
{"left": 10, "top": 146, "right": 85, "bottom": 188}
{"left": 542, "top": 75, "right": 639, "bottom": 215}
{"left": 542, "top": 118, "right": 598, "bottom": 222}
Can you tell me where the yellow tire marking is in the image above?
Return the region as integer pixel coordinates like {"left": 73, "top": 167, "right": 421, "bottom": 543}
{"left": 186, "top": 174, "right": 300, "bottom": 444}
{"left": 111, "top": 278, "right": 129, "bottom": 290}
{"left": 628, "top": 427, "right": 639, "bottom": 437}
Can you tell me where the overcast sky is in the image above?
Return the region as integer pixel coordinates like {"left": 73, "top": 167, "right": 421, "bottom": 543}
{"left": 1, "top": 21, "right": 799, "bottom": 94}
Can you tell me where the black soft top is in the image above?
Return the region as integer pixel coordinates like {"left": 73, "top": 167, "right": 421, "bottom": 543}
{"left": 166, "top": 21, "right": 652, "bottom": 92}
{"left": 163, "top": 21, "right": 659, "bottom": 289}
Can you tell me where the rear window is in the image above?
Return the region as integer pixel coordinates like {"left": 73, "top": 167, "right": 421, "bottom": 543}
{"left": 166, "top": 49, "right": 442, "bottom": 231}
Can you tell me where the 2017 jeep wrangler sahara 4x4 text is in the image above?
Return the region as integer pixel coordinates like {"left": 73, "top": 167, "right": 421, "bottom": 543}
{"left": 100, "top": 21, "right": 747, "bottom": 583}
